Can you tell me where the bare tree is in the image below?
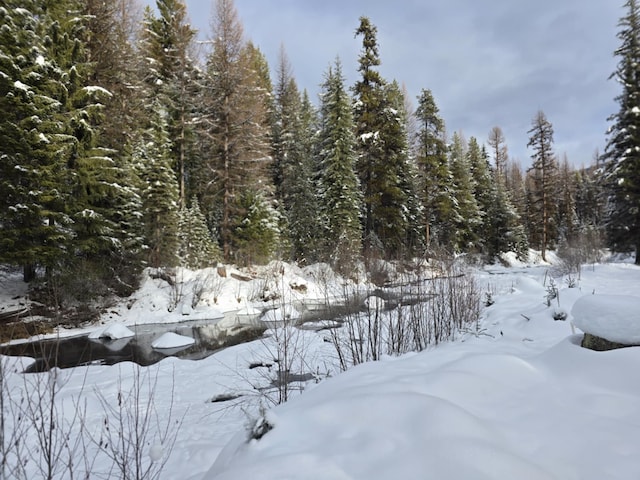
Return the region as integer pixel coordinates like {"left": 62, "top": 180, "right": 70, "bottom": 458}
{"left": 488, "top": 126, "right": 509, "bottom": 184}
{"left": 201, "top": 0, "right": 273, "bottom": 262}
{"left": 527, "top": 111, "right": 558, "bottom": 261}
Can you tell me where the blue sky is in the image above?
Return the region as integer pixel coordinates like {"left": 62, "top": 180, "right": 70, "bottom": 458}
{"left": 145, "top": 0, "right": 622, "bottom": 168}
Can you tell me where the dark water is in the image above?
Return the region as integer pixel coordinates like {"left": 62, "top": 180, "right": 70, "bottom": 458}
{"left": 0, "top": 288, "right": 428, "bottom": 372}
{"left": 0, "top": 312, "right": 266, "bottom": 373}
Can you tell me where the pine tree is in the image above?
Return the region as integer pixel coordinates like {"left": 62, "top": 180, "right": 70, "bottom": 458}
{"left": 133, "top": 103, "right": 180, "bottom": 268}
{"left": 140, "top": 0, "right": 198, "bottom": 208}
{"left": 0, "top": 1, "right": 137, "bottom": 289}
{"left": 84, "top": 0, "right": 142, "bottom": 153}
{"left": 233, "top": 191, "right": 281, "bottom": 265}
{"left": 0, "top": 2, "right": 69, "bottom": 281}
{"left": 318, "top": 60, "right": 363, "bottom": 272}
{"left": 272, "top": 49, "right": 322, "bottom": 263}
{"left": 414, "top": 88, "right": 453, "bottom": 250}
{"left": 352, "top": 16, "right": 387, "bottom": 253}
{"left": 527, "top": 110, "right": 558, "bottom": 261}
{"left": 178, "top": 196, "right": 221, "bottom": 269}
{"left": 603, "top": 0, "right": 640, "bottom": 264}
{"left": 449, "top": 132, "right": 481, "bottom": 252}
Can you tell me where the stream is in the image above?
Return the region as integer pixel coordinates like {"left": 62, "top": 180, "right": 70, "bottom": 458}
{"left": 0, "top": 287, "right": 428, "bottom": 373}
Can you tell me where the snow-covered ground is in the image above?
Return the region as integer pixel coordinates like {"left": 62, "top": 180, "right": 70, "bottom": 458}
{"left": 2, "top": 254, "right": 640, "bottom": 479}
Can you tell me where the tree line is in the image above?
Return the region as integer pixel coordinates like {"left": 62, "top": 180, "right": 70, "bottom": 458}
{"left": 0, "top": 0, "right": 637, "bottom": 306}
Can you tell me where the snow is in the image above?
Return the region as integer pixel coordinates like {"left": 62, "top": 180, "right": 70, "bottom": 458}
{"left": 572, "top": 294, "right": 640, "bottom": 344}
{"left": 2, "top": 255, "right": 640, "bottom": 480}
{"left": 13, "top": 80, "right": 30, "bottom": 92}
{"left": 82, "top": 85, "right": 112, "bottom": 97}
{"left": 88, "top": 323, "right": 135, "bottom": 340}
{"left": 151, "top": 332, "right": 195, "bottom": 349}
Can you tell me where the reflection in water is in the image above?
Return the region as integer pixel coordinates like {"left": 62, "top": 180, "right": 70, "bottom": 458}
{"left": 0, "top": 311, "right": 265, "bottom": 373}
{"left": 0, "top": 288, "right": 430, "bottom": 372}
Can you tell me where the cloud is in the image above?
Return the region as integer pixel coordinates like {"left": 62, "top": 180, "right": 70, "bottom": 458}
{"left": 176, "top": 0, "right": 621, "bottom": 166}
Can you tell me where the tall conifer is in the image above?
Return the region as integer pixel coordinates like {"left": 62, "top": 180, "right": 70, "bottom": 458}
{"left": 603, "top": 0, "right": 640, "bottom": 263}
{"left": 318, "top": 60, "right": 363, "bottom": 272}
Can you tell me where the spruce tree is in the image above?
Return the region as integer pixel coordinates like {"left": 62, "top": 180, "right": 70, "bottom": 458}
{"left": 84, "top": 0, "right": 142, "bottom": 154}
{"left": 272, "top": 49, "right": 322, "bottom": 262}
{"left": 233, "top": 191, "right": 281, "bottom": 265}
{"left": 352, "top": 16, "right": 388, "bottom": 253}
{"left": 318, "top": 60, "right": 363, "bottom": 272}
{"left": 0, "top": 1, "right": 137, "bottom": 289}
{"left": 449, "top": 132, "right": 481, "bottom": 252}
{"left": 178, "top": 196, "right": 221, "bottom": 269}
{"left": 140, "top": 0, "right": 198, "bottom": 208}
{"left": 133, "top": 103, "right": 180, "bottom": 268}
{"left": 0, "top": 2, "right": 69, "bottom": 281}
{"left": 414, "top": 88, "right": 453, "bottom": 250}
{"left": 603, "top": 0, "right": 640, "bottom": 263}
{"left": 372, "top": 80, "right": 416, "bottom": 257}
{"left": 468, "top": 137, "right": 493, "bottom": 253}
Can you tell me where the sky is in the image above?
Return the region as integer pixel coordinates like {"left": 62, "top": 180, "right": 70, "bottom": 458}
{"left": 146, "top": 0, "right": 623, "bottom": 168}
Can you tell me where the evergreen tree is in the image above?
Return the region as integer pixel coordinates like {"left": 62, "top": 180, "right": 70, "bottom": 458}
{"left": 556, "top": 155, "right": 579, "bottom": 244}
{"left": 372, "top": 80, "right": 416, "bottom": 257}
{"left": 0, "top": 1, "right": 138, "bottom": 289}
{"left": 488, "top": 182, "right": 530, "bottom": 260}
{"left": 318, "top": 60, "right": 363, "bottom": 272}
{"left": 0, "top": 2, "right": 70, "bottom": 281}
{"left": 449, "top": 132, "right": 481, "bottom": 251}
{"left": 351, "top": 19, "right": 419, "bottom": 258}
{"left": 526, "top": 110, "right": 558, "bottom": 260}
{"left": 414, "top": 88, "right": 454, "bottom": 250}
{"left": 140, "top": 0, "right": 198, "bottom": 208}
{"left": 84, "top": 0, "right": 142, "bottom": 153}
{"left": 603, "top": 0, "right": 640, "bottom": 264}
{"left": 133, "top": 104, "right": 180, "bottom": 268}
{"left": 233, "top": 191, "right": 281, "bottom": 265}
{"left": 468, "top": 137, "right": 493, "bottom": 252}
{"left": 272, "top": 49, "right": 322, "bottom": 262}
{"left": 505, "top": 160, "right": 528, "bottom": 223}
{"left": 178, "top": 196, "right": 221, "bottom": 269}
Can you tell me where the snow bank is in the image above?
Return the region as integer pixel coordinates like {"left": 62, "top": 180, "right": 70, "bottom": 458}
{"left": 206, "top": 334, "right": 640, "bottom": 480}
{"left": 572, "top": 294, "right": 640, "bottom": 344}
{"left": 88, "top": 323, "right": 134, "bottom": 340}
{"left": 151, "top": 332, "right": 195, "bottom": 349}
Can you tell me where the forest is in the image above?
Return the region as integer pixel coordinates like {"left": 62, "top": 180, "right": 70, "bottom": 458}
{"left": 1, "top": 0, "right": 639, "bottom": 312}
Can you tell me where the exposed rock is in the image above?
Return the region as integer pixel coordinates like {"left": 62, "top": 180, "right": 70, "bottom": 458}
{"left": 581, "top": 333, "right": 637, "bottom": 351}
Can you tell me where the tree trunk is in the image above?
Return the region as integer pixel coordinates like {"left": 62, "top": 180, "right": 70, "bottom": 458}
{"left": 23, "top": 263, "right": 36, "bottom": 283}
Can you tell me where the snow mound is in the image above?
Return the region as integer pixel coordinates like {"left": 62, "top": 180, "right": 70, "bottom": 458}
{"left": 88, "top": 323, "right": 135, "bottom": 340}
{"left": 206, "top": 334, "right": 640, "bottom": 480}
{"left": 151, "top": 332, "right": 195, "bottom": 349}
{"left": 572, "top": 294, "right": 640, "bottom": 344}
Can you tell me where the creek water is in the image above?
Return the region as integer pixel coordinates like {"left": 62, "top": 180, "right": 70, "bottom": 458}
{"left": 0, "top": 288, "right": 427, "bottom": 373}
